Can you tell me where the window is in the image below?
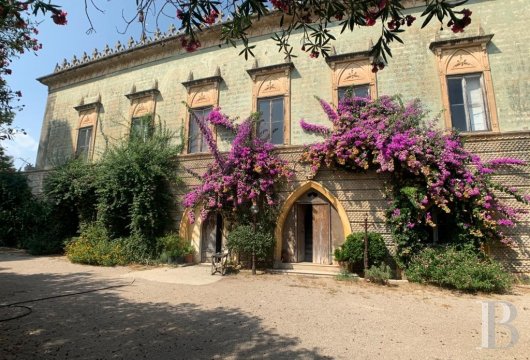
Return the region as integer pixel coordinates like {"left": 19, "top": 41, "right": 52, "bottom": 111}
{"left": 447, "top": 74, "right": 489, "bottom": 132}
{"left": 257, "top": 97, "right": 284, "bottom": 144}
{"left": 430, "top": 35, "right": 499, "bottom": 132}
{"left": 338, "top": 84, "right": 371, "bottom": 100}
{"left": 130, "top": 115, "right": 152, "bottom": 141}
{"left": 248, "top": 63, "right": 292, "bottom": 145}
{"left": 76, "top": 126, "right": 93, "bottom": 160}
{"left": 326, "top": 52, "right": 377, "bottom": 106}
{"left": 181, "top": 72, "right": 223, "bottom": 154}
{"left": 188, "top": 107, "right": 212, "bottom": 153}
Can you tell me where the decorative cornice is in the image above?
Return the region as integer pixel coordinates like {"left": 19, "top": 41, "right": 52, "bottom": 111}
{"left": 74, "top": 101, "right": 101, "bottom": 112}
{"left": 246, "top": 62, "right": 294, "bottom": 77}
{"left": 429, "top": 34, "right": 494, "bottom": 52}
{"left": 182, "top": 75, "right": 223, "bottom": 89}
{"left": 325, "top": 50, "right": 372, "bottom": 64}
{"left": 125, "top": 88, "right": 160, "bottom": 101}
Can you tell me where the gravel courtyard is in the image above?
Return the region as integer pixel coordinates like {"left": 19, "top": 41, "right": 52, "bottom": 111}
{"left": 1, "top": 249, "right": 529, "bottom": 360}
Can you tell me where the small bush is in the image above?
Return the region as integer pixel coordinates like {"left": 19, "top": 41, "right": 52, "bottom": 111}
{"left": 365, "top": 263, "right": 392, "bottom": 285}
{"left": 336, "top": 232, "right": 389, "bottom": 269}
{"left": 118, "top": 233, "right": 158, "bottom": 264}
{"left": 65, "top": 223, "right": 127, "bottom": 266}
{"left": 157, "top": 233, "right": 184, "bottom": 261}
{"left": 406, "top": 246, "right": 513, "bottom": 293}
{"left": 227, "top": 225, "right": 274, "bottom": 262}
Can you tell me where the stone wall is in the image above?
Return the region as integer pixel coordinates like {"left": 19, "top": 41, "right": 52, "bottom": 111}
{"left": 177, "top": 135, "right": 530, "bottom": 275}
{"left": 35, "top": 1, "right": 530, "bottom": 168}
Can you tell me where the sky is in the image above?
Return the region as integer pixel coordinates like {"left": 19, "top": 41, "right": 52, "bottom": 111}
{"left": 3, "top": 1, "right": 175, "bottom": 169}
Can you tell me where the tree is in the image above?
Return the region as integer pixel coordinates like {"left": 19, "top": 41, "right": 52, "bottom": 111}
{"left": 0, "top": 0, "right": 66, "bottom": 141}
{"left": 112, "top": 0, "right": 472, "bottom": 66}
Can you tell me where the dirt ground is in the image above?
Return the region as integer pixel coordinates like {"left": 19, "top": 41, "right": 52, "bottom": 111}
{"left": 1, "top": 249, "right": 529, "bottom": 360}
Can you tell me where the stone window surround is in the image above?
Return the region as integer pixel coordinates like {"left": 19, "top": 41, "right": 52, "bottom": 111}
{"left": 247, "top": 62, "right": 293, "bottom": 146}
{"left": 326, "top": 50, "right": 378, "bottom": 106}
{"left": 125, "top": 88, "right": 160, "bottom": 137}
{"left": 430, "top": 34, "right": 499, "bottom": 133}
{"left": 73, "top": 100, "right": 101, "bottom": 161}
{"left": 181, "top": 74, "right": 223, "bottom": 154}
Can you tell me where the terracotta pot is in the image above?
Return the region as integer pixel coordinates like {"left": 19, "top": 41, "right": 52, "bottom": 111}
{"left": 184, "top": 253, "right": 194, "bottom": 264}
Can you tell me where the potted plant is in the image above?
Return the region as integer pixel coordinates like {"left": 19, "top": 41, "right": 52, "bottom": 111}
{"left": 182, "top": 243, "right": 195, "bottom": 264}
{"left": 334, "top": 246, "right": 350, "bottom": 272}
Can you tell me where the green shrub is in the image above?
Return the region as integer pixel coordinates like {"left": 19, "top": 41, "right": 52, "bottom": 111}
{"left": 43, "top": 157, "right": 98, "bottom": 235}
{"left": 157, "top": 233, "right": 184, "bottom": 260}
{"left": 336, "top": 232, "right": 389, "bottom": 268}
{"left": 65, "top": 223, "right": 127, "bottom": 266}
{"left": 406, "top": 246, "right": 513, "bottom": 293}
{"left": 96, "top": 129, "right": 181, "bottom": 239}
{"left": 227, "top": 225, "right": 274, "bottom": 262}
{"left": 118, "top": 233, "right": 158, "bottom": 264}
{"left": 365, "top": 263, "right": 392, "bottom": 285}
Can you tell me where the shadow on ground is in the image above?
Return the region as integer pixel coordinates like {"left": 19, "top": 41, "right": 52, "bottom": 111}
{"left": 0, "top": 270, "right": 330, "bottom": 359}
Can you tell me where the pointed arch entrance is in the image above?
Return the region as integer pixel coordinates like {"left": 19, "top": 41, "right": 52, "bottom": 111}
{"left": 180, "top": 209, "right": 224, "bottom": 263}
{"left": 274, "top": 181, "right": 351, "bottom": 266}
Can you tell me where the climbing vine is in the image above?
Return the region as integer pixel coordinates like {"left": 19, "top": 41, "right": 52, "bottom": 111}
{"left": 301, "top": 95, "right": 529, "bottom": 265}
{"left": 183, "top": 109, "right": 292, "bottom": 227}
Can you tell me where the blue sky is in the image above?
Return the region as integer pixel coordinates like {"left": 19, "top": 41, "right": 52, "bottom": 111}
{"left": 3, "top": 1, "right": 174, "bottom": 169}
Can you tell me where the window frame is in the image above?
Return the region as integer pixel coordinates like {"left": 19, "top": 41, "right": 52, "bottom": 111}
{"left": 73, "top": 100, "right": 101, "bottom": 163}
{"left": 337, "top": 84, "right": 372, "bottom": 101}
{"left": 256, "top": 96, "right": 285, "bottom": 144}
{"left": 75, "top": 125, "right": 93, "bottom": 161}
{"left": 248, "top": 62, "right": 293, "bottom": 146}
{"left": 187, "top": 106, "right": 213, "bottom": 154}
{"left": 181, "top": 74, "right": 222, "bottom": 155}
{"left": 446, "top": 73, "right": 490, "bottom": 132}
{"left": 130, "top": 115, "right": 153, "bottom": 141}
{"left": 431, "top": 35, "right": 499, "bottom": 133}
{"left": 326, "top": 51, "right": 377, "bottom": 106}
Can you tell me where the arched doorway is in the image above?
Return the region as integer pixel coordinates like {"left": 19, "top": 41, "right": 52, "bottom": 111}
{"left": 200, "top": 212, "right": 223, "bottom": 263}
{"left": 277, "top": 183, "right": 350, "bottom": 266}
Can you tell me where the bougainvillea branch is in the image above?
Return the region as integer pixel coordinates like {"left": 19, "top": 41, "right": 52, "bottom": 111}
{"left": 183, "top": 109, "right": 292, "bottom": 224}
{"left": 301, "top": 95, "right": 529, "bottom": 264}
{"left": 300, "top": 118, "right": 330, "bottom": 136}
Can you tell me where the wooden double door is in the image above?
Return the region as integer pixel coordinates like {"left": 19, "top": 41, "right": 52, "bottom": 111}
{"left": 281, "top": 191, "right": 343, "bottom": 265}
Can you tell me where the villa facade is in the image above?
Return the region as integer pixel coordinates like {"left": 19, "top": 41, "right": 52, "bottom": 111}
{"left": 30, "top": 0, "right": 530, "bottom": 274}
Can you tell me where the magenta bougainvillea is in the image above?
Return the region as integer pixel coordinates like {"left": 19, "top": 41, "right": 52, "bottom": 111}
{"left": 183, "top": 109, "right": 292, "bottom": 224}
{"left": 300, "top": 95, "right": 529, "bottom": 264}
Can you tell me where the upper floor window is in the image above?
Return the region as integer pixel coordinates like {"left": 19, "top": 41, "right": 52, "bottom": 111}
{"left": 76, "top": 126, "right": 93, "bottom": 160}
{"left": 130, "top": 115, "right": 152, "bottom": 141}
{"left": 257, "top": 97, "right": 284, "bottom": 144}
{"left": 447, "top": 74, "right": 489, "bottom": 132}
{"left": 188, "top": 107, "right": 212, "bottom": 153}
{"left": 73, "top": 98, "right": 101, "bottom": 163}
{"left": 326, "top": 51, "right": 377, "bottom": 106}
{"left": 430, "top": 34, "right": 498, "bottom": 132}
{"left": 338, "top": 84, "right": 371, "bottom": 100}
{"left": 248, "top": 62, "right": 293, "bottom": 145}
{"left": 181, "top": 70, "right": 223, "bottom": 154}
